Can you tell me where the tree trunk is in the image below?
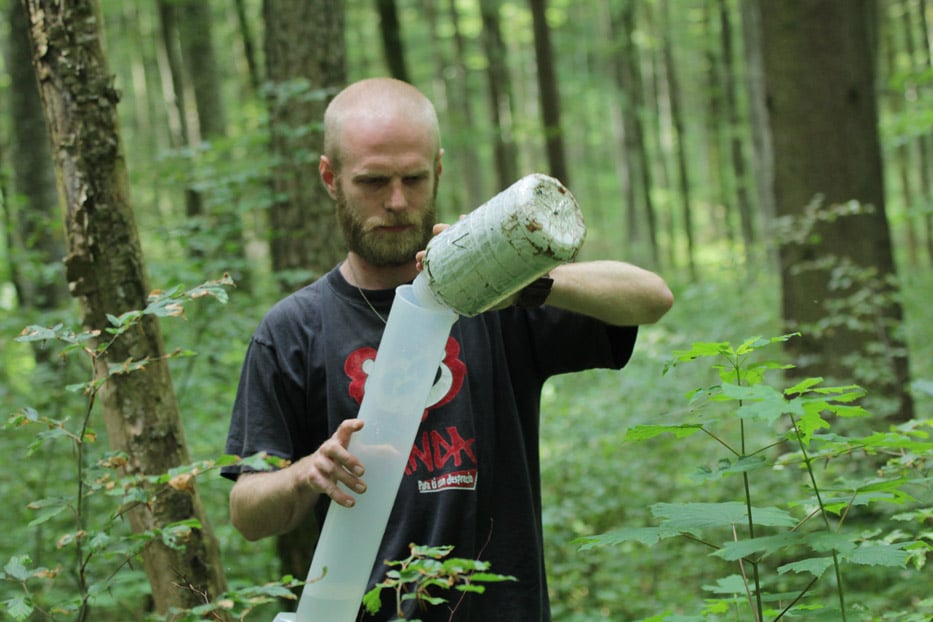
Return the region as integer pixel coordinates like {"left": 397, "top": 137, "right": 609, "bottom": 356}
{"left": 610, "top": 0, "right": 660, "bottom": 268}
{"left": 233, "top": 0, "right": 262, "bottom": 91}
{"left": 718, "top": 0, "right": 755, "bottom": 258}
{"left": 5, "top": 0, "right": 68, "bottom": 315}
{"left": 528, "top": 0, "right": 570, "bottom": 187}
{"left": 263, "top": 0, "right": 347, "bottom": 291}
{"left": 263, "top": 0, "right": 347, "bottom": 582}
{"left": 740, "top": 0, "right": 776, "bottom": 267}
{"left": 375, "top": 0, "right": 409, "bottom": 81}
{"left": 659, "top": 0, "right": 697, "bottom": 279}
{"left": 479, "top": 0, "right": 520, "bottom": 190}
{"left": 22, "top": 0, "right": 228, "bottom": 613}
{"left": 757, "top": 0, "right": 914, "bottom": 421}
{"left": 176, "top": 0, "right": 252, "bottom": 291}
{"left": 900, "top": 0, "right": 933, "bottom": 265}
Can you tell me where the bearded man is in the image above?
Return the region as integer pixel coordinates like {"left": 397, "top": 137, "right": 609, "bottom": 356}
{"left": 223, "top": 77, "right": 673, "bottom": 621}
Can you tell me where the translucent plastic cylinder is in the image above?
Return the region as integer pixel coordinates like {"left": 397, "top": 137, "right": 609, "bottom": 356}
{"left": 289, "top": 284, "right": 457, "bottom": 622}
{"left": 416, "top": 173, "right": 586, "bottom": 316}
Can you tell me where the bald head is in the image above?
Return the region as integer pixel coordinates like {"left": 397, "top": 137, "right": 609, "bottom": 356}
{"left": 323, "top": 78, "right": 441, "bottom": 172}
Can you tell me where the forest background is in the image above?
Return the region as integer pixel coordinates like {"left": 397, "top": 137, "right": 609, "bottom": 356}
{"left": 0, "top": 0, "right": 931, "bottom": 621}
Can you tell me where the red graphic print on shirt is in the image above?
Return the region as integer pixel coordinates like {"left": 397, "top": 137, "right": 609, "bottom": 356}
{"left": 345, "top": 336, "right": 466, "bottom": 419}
{"left": 344, "top": 336, "right": 476, "bottom": 493}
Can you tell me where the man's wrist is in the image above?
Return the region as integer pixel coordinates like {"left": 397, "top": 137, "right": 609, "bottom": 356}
{"left": 515, "top": 274, "right": 554, "bottom": 308}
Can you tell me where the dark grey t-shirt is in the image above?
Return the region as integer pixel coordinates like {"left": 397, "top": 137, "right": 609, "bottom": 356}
{"left": 223, "top": 266, "right": 637, "bottom": 621}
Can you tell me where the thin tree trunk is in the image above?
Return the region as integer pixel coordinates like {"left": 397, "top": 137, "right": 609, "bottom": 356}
{"left": 22, "top": 0, "right": 228, "bottom": 612}
{"left": 5, "top": 0, "right": 68, "bottom": 315}
{"left": 528, "top": 0, "right": 570, "bottom": 186}
{"left": 740, "top": 0, "right": 777, "bottom": 268}
{"left": 611, "top": 0, "right": 660, "bottom": 268}
{"left": 234, "top": 0, "right": 262, "bottom": 91}
{"left": 884, "top": 2, "right": 919, "bottom": 267}
{"left": 177, "top": 0, "right": 252, "bottom": 291}
{"left": 902, "top": 0, "right": 933, "bottom": 264}
{"left": 718, "top": 0, "right": 755, "bottom": 259}
{"left": 660, "top": 0, "right": 697, "bottom": 279}
{"left": 479, "top": 0, "right": 519, "bottom": 190}
{"left": 375, "top": 0, "right": 409, "bottom": 81}
{"left": 702, "top": 0, "right": 732, "bottom": 246}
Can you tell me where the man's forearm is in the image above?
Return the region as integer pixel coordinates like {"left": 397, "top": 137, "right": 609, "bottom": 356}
{"left": 229, "top": 468, "right": 319, "bottom": 541}
{"left": 547, "top": 260, "right": 673, "bottom": 326}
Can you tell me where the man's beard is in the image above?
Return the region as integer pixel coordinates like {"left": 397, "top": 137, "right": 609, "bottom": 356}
{"left": 336, "top": 182, "right": 438, "bottom": 268}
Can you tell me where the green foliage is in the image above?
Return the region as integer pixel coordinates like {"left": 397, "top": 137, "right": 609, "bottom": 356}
{"left": 0, "top": 275, "right": 282, "bottom": 622}
{"left": 362, "top": 544, "right": 516, "bottom": 621}
{"left": 572, "top": 334, "right": 931, "bottom": 621}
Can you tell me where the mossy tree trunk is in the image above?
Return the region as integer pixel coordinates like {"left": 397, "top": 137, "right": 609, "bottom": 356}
{"left": 22, "top": 0, "right": 228, "bottom": 613}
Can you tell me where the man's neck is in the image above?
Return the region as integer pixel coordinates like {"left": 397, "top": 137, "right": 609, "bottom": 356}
{"left": 341, "top": 253, "right": 418, "bottom": 290}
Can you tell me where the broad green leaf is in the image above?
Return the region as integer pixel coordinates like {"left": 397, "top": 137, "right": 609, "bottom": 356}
{"left": 3, "top": 556, "right": 30, "bottom": 581}
{"left": 713, "top": 532, "right": 804, "bottom": 561}
{"left": 691, "top": 455, "right": 769, "bottom": 483}
{"left": 845, "top": 543, "right": 910, "bottom": 568}
{"left": 651, "top": 502, "right": 798, "bottom": 537}
{"left": 26, "top": 497, "right": 71, "bottom": 528}
{"left": 3, "top": 596, "right": 33, "bottom": 621}
{"left": 700, "top": 573, "right": 749, "bottom": 595}
{"left": 574, "top": 527, "right": 664, "bottom": 550}
{"left": 777, "top": 556, "right": 834, "bottom": 577}
{"left": 624, "top": 424, "right": 703, "bottom": 441}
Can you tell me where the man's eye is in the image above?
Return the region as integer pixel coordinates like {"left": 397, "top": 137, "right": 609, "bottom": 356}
{"left": 359, "top": 178, "right": 388, "bottom": 187}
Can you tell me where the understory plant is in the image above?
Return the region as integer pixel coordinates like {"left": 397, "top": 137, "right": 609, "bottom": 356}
{"left": 576, "top": 334, "right": 931, "bottom": 621}
{"left": 0, "top": 276, "right": 291, "bottom": 621}
{"left": 362, "top": 544, "right": 516, "bottom": 621}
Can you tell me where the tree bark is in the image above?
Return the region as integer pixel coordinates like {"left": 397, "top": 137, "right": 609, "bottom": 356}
{"left": 610, "top": 0, "right": 660, "bottom": 268}
{"left": 718, "top": 0, "right": 755, "bottom": 256}
{"left": 263, "top": 0, "right": 347, "bottom": 291}
{"left": 22, "top": 0, "right": 228, "bottom": 613}
{"left": 659, "top": 0, "right": 697, "bottom": 279}
{"left": 263, "top": 0, "right": 347, "bottom": 582}
{"left": 5, "top": 0, "right": 68, "bottom": 314}
{"left": 479, "top": 0, "right": 520, "bottom": 190}
{"left": 375, "top": 0, "right": 409, "bottom": 81}
{"left": 528, "top": 0, "right": 570, "bottom": 187}
{"left": 757, "top": 0, "right": 914, "bottom": 421}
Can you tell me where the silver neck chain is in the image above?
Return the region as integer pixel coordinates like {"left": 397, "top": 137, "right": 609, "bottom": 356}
{"left": 346, "top": 260, "right": 388, "bottom": 324}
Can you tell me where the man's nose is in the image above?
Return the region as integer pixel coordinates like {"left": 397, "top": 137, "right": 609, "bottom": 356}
{"left": 385, "top": 178, "right": 408, "bottom": 210}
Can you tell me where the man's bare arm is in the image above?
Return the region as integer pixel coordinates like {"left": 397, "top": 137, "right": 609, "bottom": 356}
{"left": 229, "top": 419, "right": 367, "bottom": 541}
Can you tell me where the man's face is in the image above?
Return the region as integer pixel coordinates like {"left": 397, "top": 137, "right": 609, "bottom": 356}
{"left": 335, "top": 173, "right": 437, "bottom": 267}
{"left": 327, "top": 117, "right": 442, "bottom": 267}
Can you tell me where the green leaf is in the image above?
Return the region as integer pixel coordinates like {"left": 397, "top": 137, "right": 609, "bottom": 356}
{"left": 3, "top": 556, "right": 30, "bottom": 581}
{"left": 574, "top": 527, "right": 664, "bottom": 550}
{"left": 3, "top": 596, "right": 33, "bottom": 621}
{"left": 845, "top": 543, "right": 910, "bottom": 568}
{"left": 624, "top": 424, "right": 703, "bottom": 441}
{"left": 26, "top": 496, "right": 71, "bottom": 527}
{"left": 691, "top": 455, "right": 769, "bottom": 483}
{"left": 713, "top": 532, "right": 804, "bottom": 561}
{"left": 700, "top": 574, "right": 749, "bottom": 595}
{"left": 777, "top": 556, "right": 835, "bottom": 577}
{"left": 651, "top": 502, "right": 797, "bottom": 537}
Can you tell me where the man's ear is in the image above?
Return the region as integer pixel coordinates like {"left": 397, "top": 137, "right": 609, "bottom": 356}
{"left": 435, "top": 148, "right": 444, "bottom": 179}
{"left": 319, "top": 155, "right": 338, "bottom": 199}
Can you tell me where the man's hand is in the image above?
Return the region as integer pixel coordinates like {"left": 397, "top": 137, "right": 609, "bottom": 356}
{"left": 229, "top": 418, "right": 368, "bottom": 540}
{"left": 415, "top": 223, "right": 450, "bottom": 271}
{"left": 294, "top": 418, "right": 367, "bottom": 508}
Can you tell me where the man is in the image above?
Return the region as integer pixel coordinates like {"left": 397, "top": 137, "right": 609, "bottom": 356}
{"left": 223, "top": 77, "right": 673, "bottom": 620}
